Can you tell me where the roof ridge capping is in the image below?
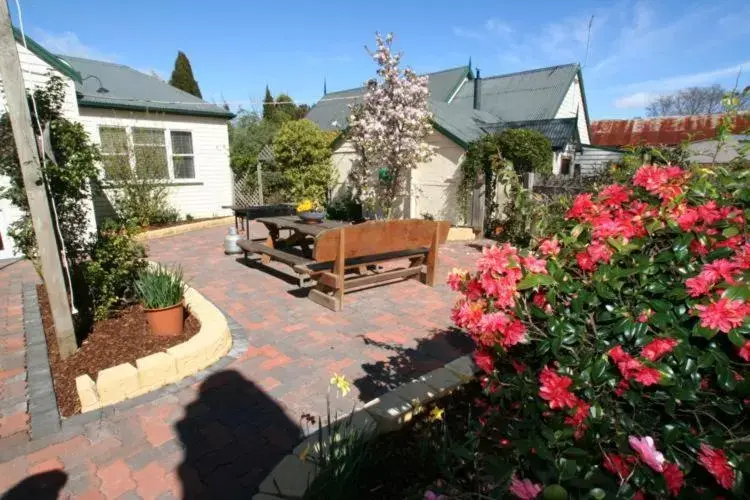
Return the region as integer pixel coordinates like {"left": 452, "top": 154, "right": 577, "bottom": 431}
{"left": 479, "top": 62, "right": 578, "bottom": 81}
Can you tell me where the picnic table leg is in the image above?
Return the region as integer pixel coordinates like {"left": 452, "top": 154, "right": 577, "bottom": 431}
{"left": 261, "top": 236, "right": 274, "bottom": 265}
{"left": 424, "top": 225, "right": 439, "bottom": 286}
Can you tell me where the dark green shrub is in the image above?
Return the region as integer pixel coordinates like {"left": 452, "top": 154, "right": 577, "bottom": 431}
{"left": 326, "top": 192, "right": 363, "bottom": 221}
{"left": 84, "top": 221, "right": 147, "bottom": 320}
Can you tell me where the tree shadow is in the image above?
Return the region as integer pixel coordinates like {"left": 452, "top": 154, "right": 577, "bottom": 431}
{"left": 353, "top": 327, "right": 474, "bottom": 402}
{"left": 1, "top": 471, "right": 67, "bottom": 500}
{"left": 175, "top": 370, "right": 302, "bottom": 499}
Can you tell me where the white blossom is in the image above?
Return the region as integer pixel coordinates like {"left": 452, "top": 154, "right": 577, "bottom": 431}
{"left": 348, "top": 32, "right": 434, "bottom": 218}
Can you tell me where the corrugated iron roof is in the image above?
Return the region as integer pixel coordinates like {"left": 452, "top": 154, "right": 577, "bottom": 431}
{"left": 591, "top": 114, "right": 750, "bottom": 147}
{"left": 482, "top": 118, "right": 579, "bottom": 149}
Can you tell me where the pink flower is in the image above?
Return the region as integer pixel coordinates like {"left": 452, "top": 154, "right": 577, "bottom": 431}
{"left": 637, "top": 309, "right": 653, "bottom": 323}
{"left": 576, "top": 251, "right": 596, "bottom": 272}
{"left": 662, "top": 462, "right": 684, "bottom": 497}
{"left": 502, "top": 318, "right": 527, "bottom": 348}
{"left": 473, "top": 349, "right": 495, "bottom": 374}
{"left": 694, "top": 298, "right": 747, "bottom": 333}
{"left": 588, "top": 241, "right": 613, "bottom": 263}
{"left": 511, "top": 359, "right": 527, "bottom": 373}
{"left": 451, "top": 300, "right": 484, "bottom": 331}
{"left": 685, "top": 271, "right": 717, "bottom": 297}
{"left": 614, "top": 379, "right": 630, "bottom": 397}
{"left": 567, "top": 193, "right": 597, "bottom": 220}
{"left": 598, "top": 184, "right": 631, "bottom": 207}
{"left": 629, "top": 435, "right": 665, "bottom": 472}
{"left": 633, "top": 366, "right": 661, "bottom": 386}
{"left": 521, "top": 255, "right": 548, "bottom": 274}
{"left": 698, "top": 443, "right": 735, "bottom": 490}
{"left": 641, "top": 337, "right": 678, "bottom": 362}
{"left": 508, "top": 475, "right": 542, "bottom": 500}
{"left": 538, "top": 237, "right": 561, "bottom": 256}
{"left": 477, "top": 244, "right": 519, "bottom": 275}
{"left": 739, "top": 340, "right": 750, "bottom": 362}
{"left": 465, "top": 278, "right": 483, "bottom": 301}
{"left": 480, "top": 272, "right": 518, "bottom": 309}
{"left": 538, "top": 366, "right": 578, "bottom": 410}
{"left": 703, "top": 259, "right": 740, "bottom": 284}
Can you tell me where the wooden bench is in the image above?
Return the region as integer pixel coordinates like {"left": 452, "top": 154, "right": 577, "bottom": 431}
{"left": 237, "top": 239, "right": 314, "bottom": 286}
{"left": 298, "top": 219, "right": 450, "bottom": 311}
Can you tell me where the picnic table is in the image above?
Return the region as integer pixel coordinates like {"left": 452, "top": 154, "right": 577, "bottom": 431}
{"left": 223, "top": 204, "right": 296, "bottom": 237}
{"left": 237, "top": 218, "right": 450, "bottom": 310}
{"left": 252, "top": 215, "right": 349, "bottom": 265}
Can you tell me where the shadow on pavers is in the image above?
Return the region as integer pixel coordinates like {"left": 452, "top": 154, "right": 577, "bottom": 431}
{"left": 175, "top": 370, "right": 302, "bottom": 499}
{"left": 2, "top": 470, "right": 67, "bottom": 500}
{"left": 353, "top": 327, "right": 474, "bottom": 401}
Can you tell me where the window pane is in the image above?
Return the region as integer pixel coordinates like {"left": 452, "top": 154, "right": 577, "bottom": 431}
{"left": 173, "top": 156, "right": 195, "bottom": 179}
{"left": 101, "top": 155, "right": 130, "bottom": 178}
{"left": 99, "top": 127, "right": 128, "bottom": 153}
{"left": 133, "top": 128, "right": 165, "bottom": 145}
{"left": 170, "top": 131, "right": 193, "bottom": 155}
{"left": 135, "top": 146, "right": 168, "bottom": 178}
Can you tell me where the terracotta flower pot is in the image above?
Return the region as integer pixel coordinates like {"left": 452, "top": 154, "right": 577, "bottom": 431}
{"left": 144, "top": 301, "right": 184, "bottom": 336}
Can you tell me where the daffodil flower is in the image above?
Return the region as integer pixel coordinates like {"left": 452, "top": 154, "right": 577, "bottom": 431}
{"left": 330, "top": 372, "right": 351, "bottom": 397}
{"left": 428, "top": 406, "right": 444, "bottom": 422}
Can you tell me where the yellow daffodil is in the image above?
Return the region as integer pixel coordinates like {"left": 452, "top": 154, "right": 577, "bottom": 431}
{"left": 428, "top": 406, "right": 444, "bottom": 422}
{"left": 330, "top": 372, "right": 351, "bottom": 397}
{"left": 296, "top": 199, "right": 315, "bottom": 212}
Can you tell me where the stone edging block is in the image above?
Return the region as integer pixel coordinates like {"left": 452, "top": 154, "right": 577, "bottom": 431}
{"left": 135, "top": 216, "right": 234, "bottom": 241}
{"left": 257, "top": 353, "right": 478, "bottom": 499}
{"left": 74, "top": 285, "right": 232, "bottom": 412}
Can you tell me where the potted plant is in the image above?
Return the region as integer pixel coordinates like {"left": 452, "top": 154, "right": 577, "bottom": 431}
{"left": 134, "top": 264, "right": 187, "bottom": 336}
{"left": 296, "top": 199, "right": 325, "bottom": 223}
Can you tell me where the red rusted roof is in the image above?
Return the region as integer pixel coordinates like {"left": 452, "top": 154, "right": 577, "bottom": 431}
{"left": 591, "top": 114, "right": 750, "bottom": 147}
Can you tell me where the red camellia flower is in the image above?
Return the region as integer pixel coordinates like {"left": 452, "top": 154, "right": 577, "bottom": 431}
{"left": 641, "top": 337, "right": 679, "bottom": 362}
{"left": 598, "top": 184, "right": 631, "bottom": 207}
{"left": 633, "top": 366, "right": 662, "bottom": 386}
{"left": 703, "top": 259, "right": 740, "bottom": 284}
{"left": 564, "top": 398, "right": 590, "bottom": 439}
{"left": 614, "top": 379, "right": 630, "bottom": 397}
{"left": 603, "top": 453, "right": 637, "bottom": 483}
{"left": 698, "top": 443, "right": 735, "bottom": 490}
{"left": 685, "top": 271, "right": 717, "bottom": 297}
{"left": 520, "top": 255, "right": 547, "bottom": 274}
{"left": 473, "top": 349, "right": 494, "bottom": 374}
{"left": 538, "top": 237, "right": 561, "bottom": 256}
{"left": 662, "top": 462, "right": 684, "bottom": 497}
{"left": 566, "top": 193, "right": 597, "bottom": 220}
{"left": 739, "top": 340, "right": 750, "bottom": 362}
{"left": 694, "top": 298, "right": 748, "bottom": 333}
{"left": 538, "top": 366, "right": 578, "bottom": 409}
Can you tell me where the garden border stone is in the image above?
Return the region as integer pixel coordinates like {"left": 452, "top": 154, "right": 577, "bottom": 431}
{"left": 254, "top": 353, "right": 480, "bottom": 500}
{"left": 20, "top": 283, "right": 248, "bottom": 444}
{"left": 135, "top": 216, "right": 234, "bottom": 241}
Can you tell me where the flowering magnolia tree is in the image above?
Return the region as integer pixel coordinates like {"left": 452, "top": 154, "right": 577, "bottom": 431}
{"left": 347, "top": 32, "right": 433, "bottom": 218}
{"left": 449, "top": 164, "right": 749, "bottom": 498}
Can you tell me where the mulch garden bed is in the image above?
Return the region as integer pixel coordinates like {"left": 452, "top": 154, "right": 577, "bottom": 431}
{"left": 37, "top": 285, "right": 200, "bottom": 417}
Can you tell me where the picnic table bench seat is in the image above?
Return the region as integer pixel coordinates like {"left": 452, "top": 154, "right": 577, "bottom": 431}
{"left": 237, "top": 239, "right": 313, "bottom": 267}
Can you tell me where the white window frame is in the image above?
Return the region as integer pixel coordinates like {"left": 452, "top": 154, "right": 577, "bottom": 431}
{"left": 169, "top": 130, "right": 197, "bottom": 180}
{"left": 97, "top": 126, "right": 199, "bottom": 184}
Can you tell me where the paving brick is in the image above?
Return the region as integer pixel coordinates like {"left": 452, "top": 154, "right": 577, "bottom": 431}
{"left": 133, "top": 461, "right": 169, "bottom": 499}
{"left": 97, "top": 459, "right": 136, "bottom": 499}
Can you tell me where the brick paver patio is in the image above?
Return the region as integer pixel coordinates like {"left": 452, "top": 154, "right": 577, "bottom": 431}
{"left": 0, "top": 224, "right": 485, "bottom": 498}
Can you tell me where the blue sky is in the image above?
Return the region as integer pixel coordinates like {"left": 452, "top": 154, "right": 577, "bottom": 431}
{"left": 10, "top": 0, "right": 750, "bottom": 119}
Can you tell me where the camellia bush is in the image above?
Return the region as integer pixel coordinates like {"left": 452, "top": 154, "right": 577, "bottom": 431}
{"left": 448, "top": 164, "right": 749, "bottom": 498}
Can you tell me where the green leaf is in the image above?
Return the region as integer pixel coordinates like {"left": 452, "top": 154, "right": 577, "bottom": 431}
{"left": 693, "top": 325, "right": 718, "bottom": 340}
{"left": 723, "top": 226, "right": 739, "bottom": 238}
{"left": 663, "top": 424, "right": 682, "bottom": 444}
{"left": 558, "top": 458, "right": 578, "bottom": 481}
{"left": 590, "top": 358, "right": 608, "bottom": 383}
{"left": 722, "top": 285, "right": 750, "bottom": 301}
{"left": 594, "top": 282, "right": 617, "bottom": 300}
{"left": 707, "top": 247, "right": 734, "bottom": 261}
{"left": 728, "top": 329, "right": 746, "bottom": 347}
{"left": 517, "top": 273, "right": 556, "bottom": 290}
{"left": 563, "top": 447, "right": 589, "bottom": 458}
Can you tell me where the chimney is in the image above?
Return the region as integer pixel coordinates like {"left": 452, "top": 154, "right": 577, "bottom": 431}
{"left": 473, "top": 68, "right": 481, "bottom": 110}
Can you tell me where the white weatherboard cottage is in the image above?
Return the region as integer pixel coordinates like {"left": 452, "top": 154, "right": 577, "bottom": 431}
{"left": 307, "top": 64, "right": 592, "bottom": 224}
{"left": 0, "top": 29, "right": 233, "bottom": 259}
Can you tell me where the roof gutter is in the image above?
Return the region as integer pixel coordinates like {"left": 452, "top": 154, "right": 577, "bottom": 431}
{"left": 77, "top": 99, "right": 235, "bottom": 119}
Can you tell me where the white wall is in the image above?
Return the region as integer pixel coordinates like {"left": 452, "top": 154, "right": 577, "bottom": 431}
{"left": 77, "top": 108, "right": 233, "bottom": 225}
{"left": 331, "top": 130, "right": 466, "bottom": 224}
{"left": 0, "top": 42, "right": 80, "bottom": 259}
{"left": 577, "top": 146, "right": 623, "bottom": 175}
{"left": 555, "top": 76, "right": 590, "bottom": 145}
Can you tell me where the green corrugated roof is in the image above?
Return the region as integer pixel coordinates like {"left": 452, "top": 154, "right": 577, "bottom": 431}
{"left": 482, "top": 118, "right": 579, "bottom": 149}
{"left": 61, "top": 56, "right": 233, "bottom": 119}
{"left": 451, "top": 63, "right": 579, "bottom": 121}
{"left": 306, "top": 65, "right": 472, "bottom": 131}
{"left": 307, "top": 62, "right": 584, "bottom": 149}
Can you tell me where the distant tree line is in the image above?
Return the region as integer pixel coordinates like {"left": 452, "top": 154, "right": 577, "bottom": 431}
{"left": 646, "top": 84, "right": 749, "bottom": 117}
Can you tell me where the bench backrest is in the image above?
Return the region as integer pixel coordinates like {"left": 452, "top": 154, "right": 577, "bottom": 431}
{"left": 313, "top": 219, "right": 450, "bottom": 262}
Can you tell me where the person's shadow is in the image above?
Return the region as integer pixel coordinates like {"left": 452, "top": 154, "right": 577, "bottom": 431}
{"left": 175, "top": 370, "right": 302, "bottom": 499}
{"left": 2, "top": 471, "right": 67, "bottom": 500}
